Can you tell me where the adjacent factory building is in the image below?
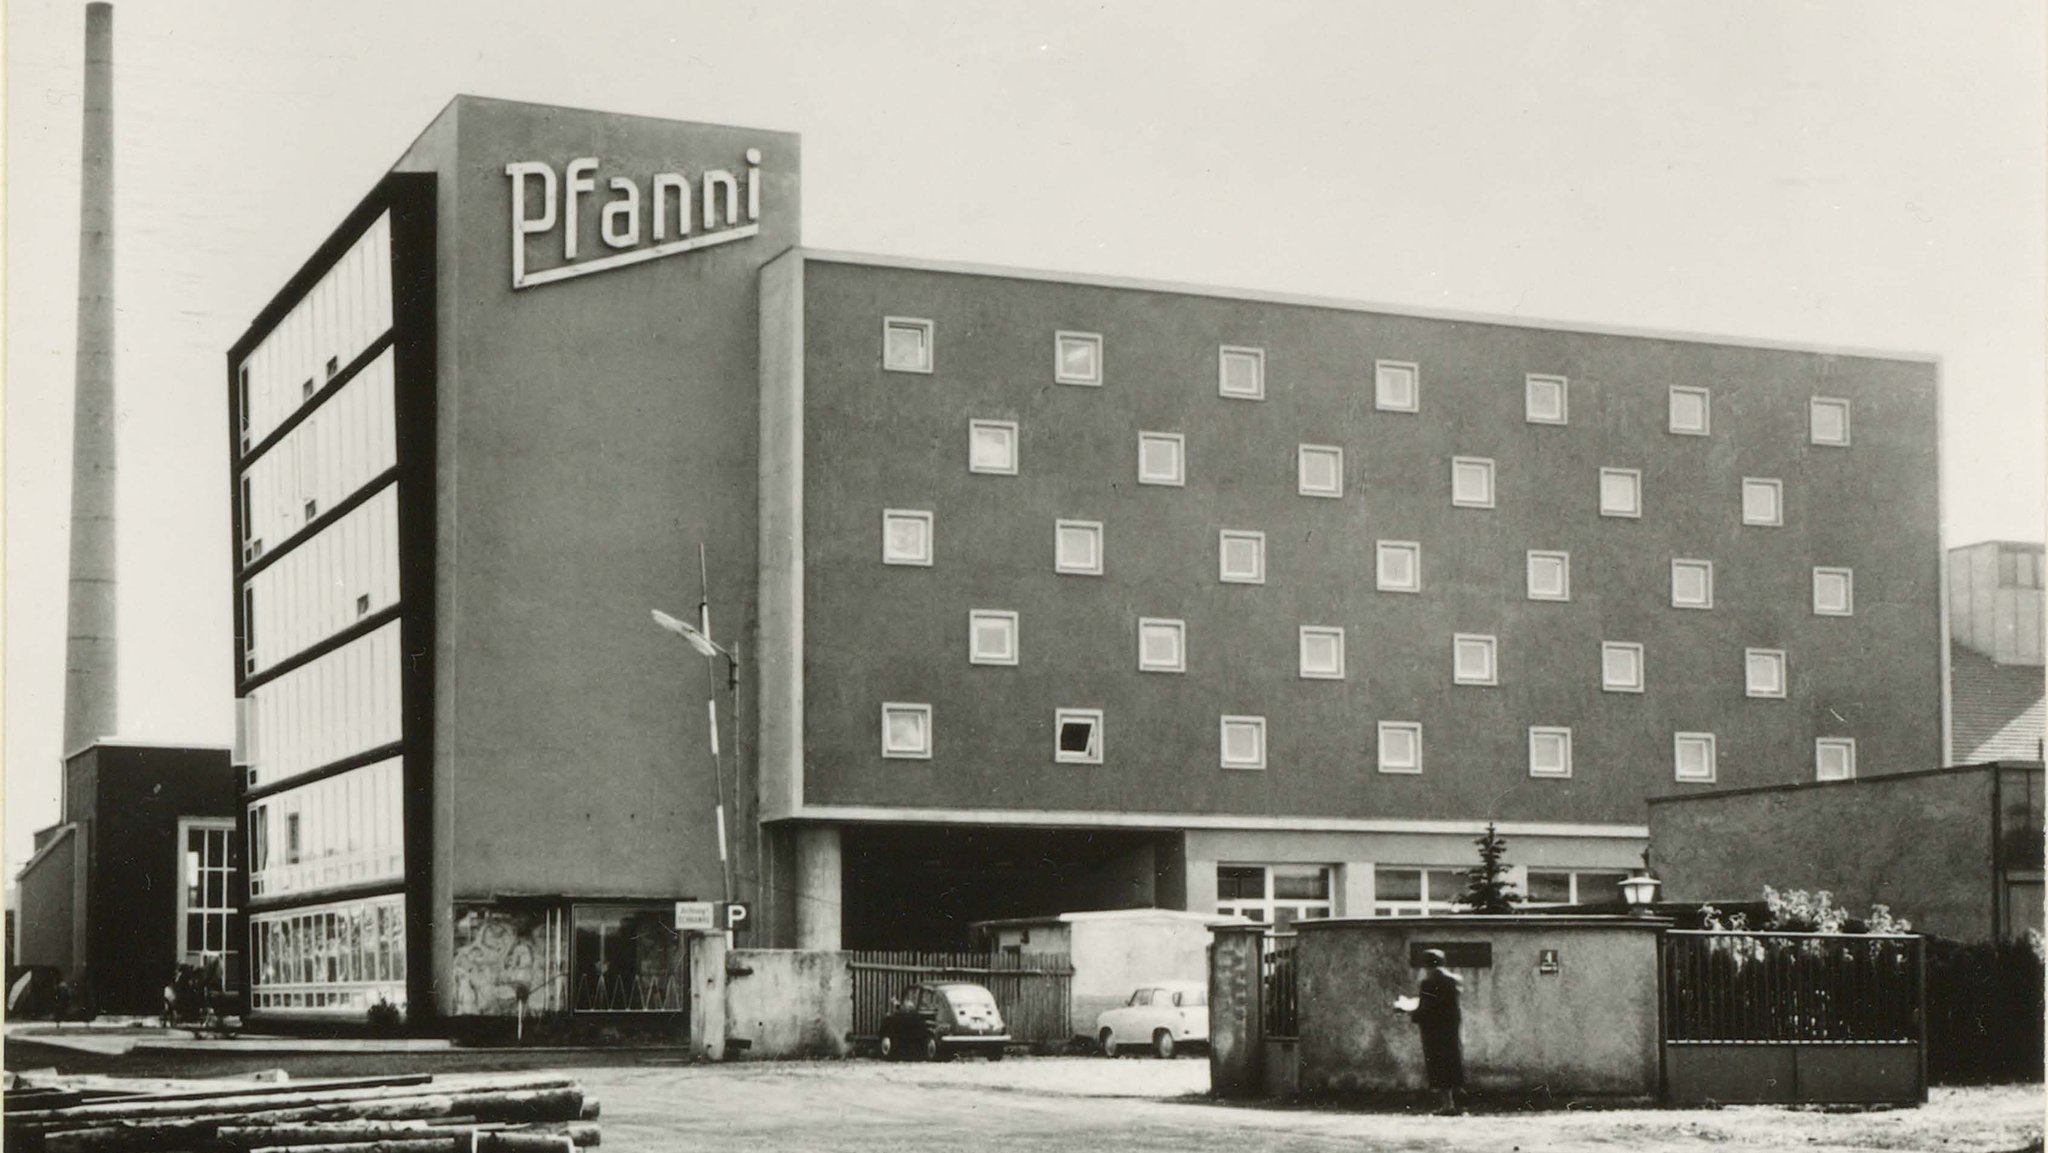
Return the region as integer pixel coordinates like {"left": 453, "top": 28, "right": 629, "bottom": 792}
{"left": 228, "top": 96, "right": 1943, "bottom": 1026}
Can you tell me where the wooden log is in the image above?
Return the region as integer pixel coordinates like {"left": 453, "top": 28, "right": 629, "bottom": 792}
{"left": 243, "top": 1088, "right": 585, "bottom": 1126}
{"left": 28, "top": 1090, "right": 584, "bottom": 1150}
{"left": 10, "top": 1078, "right": 579, "bottom": 1125}
{"left": 250, "top": 1136, "right": 584, "bottom": 1153}
{"left": 116, "top": 1075, "right": 435, "bottom": 1106}
{"left": 216, "top": 1122, "right": 599, "bottom": 1148}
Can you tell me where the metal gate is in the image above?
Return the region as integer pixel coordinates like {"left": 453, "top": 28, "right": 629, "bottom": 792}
{"left": 1661, "top": 930, "right": 1925, "bottom": 1104}
{"left": 1261, "top": 934, "right": 1299, "bottom": 1039}
{"left": 848, "top": 951, "right": 1074, "bottom": 1045}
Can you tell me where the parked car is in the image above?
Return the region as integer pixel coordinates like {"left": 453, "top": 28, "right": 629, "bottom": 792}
{"left": 879, "top": 982, "right": 1010, "bottom": 1061}
{"left": 1096, "top": 980, "right": 1208, "bottom": 1058}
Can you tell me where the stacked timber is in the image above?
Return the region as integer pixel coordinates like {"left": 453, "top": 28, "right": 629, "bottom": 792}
{"left": 4, "top": 1072, "right": 601, "bottom": 1153}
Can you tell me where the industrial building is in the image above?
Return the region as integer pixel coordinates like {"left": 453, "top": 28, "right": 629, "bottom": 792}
{"left": 13, "top": 743, "right": 238, "bottom": 1014}
{"left": 1948, "top": 540, "right": 2046, "bottom": 763}
{"left": 228, "top": 96, "right": 1943, "bottom": 1026}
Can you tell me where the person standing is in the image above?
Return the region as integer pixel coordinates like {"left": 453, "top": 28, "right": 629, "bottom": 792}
{"left": 1407, "top": 948, "right": 1464, "bottom": 1112}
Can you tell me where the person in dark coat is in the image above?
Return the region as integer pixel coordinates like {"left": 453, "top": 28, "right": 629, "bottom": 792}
{"left": 1407, "top": 948, "right": 1463, "bottom": 1111}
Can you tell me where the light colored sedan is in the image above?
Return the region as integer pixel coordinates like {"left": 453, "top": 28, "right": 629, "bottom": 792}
{"left": 1095, "top": 980, "right": 1208, "bottom": 1058}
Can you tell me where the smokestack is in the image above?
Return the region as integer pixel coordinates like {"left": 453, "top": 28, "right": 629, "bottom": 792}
{"left": 62, "top": 2, "right": 116, "bottom": 755}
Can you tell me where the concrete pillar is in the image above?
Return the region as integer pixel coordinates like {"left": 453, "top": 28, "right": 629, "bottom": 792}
{"left": 1341, "top": 861, "right": 1375, "bottom": 918}
{"left": 1208, "top": 924, "right": 1266, "bottom": 1098}
{"left": 1184, "top": 855, "right": 1219, "bottom": 915}
{"left": 794, "top": 825, "right": 842, "bottom": 951}
{"left": 63, "top": 2, "right": 118, "bottom": 755}
{"left": 688, "top": 931, "right": 729, "bottom": 1061}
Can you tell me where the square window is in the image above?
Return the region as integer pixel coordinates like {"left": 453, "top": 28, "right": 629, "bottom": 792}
{"left": 968, "top": 420, "right": 1019, "bottom": 475}
{"left": 1056, "top": 519, "right": 1104, "bottom": 575}
{"left": 1811, "top": 397, "right": 1851, "bottom": 446}
{"left": 1378, "top": 721, "right": 1422, "bottom": 774}
{"left": 1055, "top": 708, "right": 1104, "bottom": 764}
{"left": 881, "top": 703, "right": 933, "bottom": 759}
{"left": 301, "top": 378, "right": 315, "bottom": 401}
{"left": 1299, "top": 626, "right": 1346, "bottom": 680}
{"left": 882, "top": 509, "right": 934, "bottom": 566}
{"left": 1138, "top": 432, "right": 1186, "bottom": 487}
{"left": 969, "top": 610, "right": 1019, "bottom": 666}
{"left": 1138, "top": 618, "right": 1186, "bottom": 673}
{"left": 325, "top": 356, "right": 339, "bottom": 379}
{"left": 883, "top": 317, "right": 934, "bottom": 373}
{"left": 355, "top": 594, "right": 371, "bottom": 617}
{"left": 1453, "top": 633, "right": 1498, "bottom": 686}
{"left": 1599, "top": 468, "right": 1642, "bottom": 518}
{"left": 1219, "top": 346, "right": 1265, "bottom": 400}
{"left": 1671, "top": 559, "right": 1714, "bottom": 609}
{"left": 1745, "top": 648, "right": 1786, "bottom": 698}
{"left": 1674, "top": 732, "right": 1717, "bottom": 783}
{"left": 1220, "top": 715, "right": 1267, "bottom": 770}
{"left": 1602, "top": 642, "right": 1645, "bottom": 693}
{"left": 1815, "top": 737, "right": 1857, "bottom": 781}
{"left": 1055, "top": 331, "right": 1103, "bottom": 386}
{"left": 1526, "top": 374, "right": 1568, "bottom": 425}
{"left": 1528, "top": 727, "right": 1573, "bottom": 779}
{"left": 1742, "top": 478, "right": 1783, "bottom": 527}
{"left": 1219, "top": 530, "right": 1266, "bottom": 585}
{"left": 304, "top": 499, "right": 319, "bottom": 522}
{"left": 1375, "top": 360, "right": 1419, "bottom": 412}
{"left": 1813, "top": 567, "right": 1854, "bottom": 616}
{"left": 1527, "top": 551, "right": 1570, "bottom": 601}
{"left": 1451, "top": 457, "right": 1496, "bottom": 509}
{"left": 1376, "top": 540, "right": 1421, "bottom": 593}
{"left": 1298, "top": 445, "right": 1344, "bottom": 498}
{"left": 1669, "top": 386, "right": 1711, "bottom": 435}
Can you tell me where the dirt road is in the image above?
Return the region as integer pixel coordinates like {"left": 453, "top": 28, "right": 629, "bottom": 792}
{"left": 588, "top": 1059, "right": 2042, "bottom": 1153}
{"left": 7, "top": 1039, "right": 2040, "bottom": 1153}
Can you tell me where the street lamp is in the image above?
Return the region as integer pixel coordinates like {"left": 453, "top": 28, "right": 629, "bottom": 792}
{"left": 651, "top": 602, "right": 739, "bottom": 910}
{"left": 1619, "top": 873, "right": 1663, "bottom": 913}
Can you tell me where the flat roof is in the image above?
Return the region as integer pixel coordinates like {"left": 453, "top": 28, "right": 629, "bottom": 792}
{"left": 800, "top": 248, "right": 1942, "bottom": 365}
{"left": 1646, "top": 760, "right": 2044, "bottom": 807}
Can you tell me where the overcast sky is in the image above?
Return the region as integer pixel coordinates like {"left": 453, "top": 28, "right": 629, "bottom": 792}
{"left": 6, "top": 1, "right": 2044, "bottom": 873}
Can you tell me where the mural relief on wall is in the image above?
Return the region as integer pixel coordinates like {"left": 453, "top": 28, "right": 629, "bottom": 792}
{"left": 452, "top": 903, "right": 566, "bottom": 1016}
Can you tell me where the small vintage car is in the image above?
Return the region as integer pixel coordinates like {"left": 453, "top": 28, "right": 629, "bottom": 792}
{"left": 1096, "top": 980, "right": 1208, "bottom": 1058}
{"left": 878, "top": 982, "right": 1010, "bottom": 1061}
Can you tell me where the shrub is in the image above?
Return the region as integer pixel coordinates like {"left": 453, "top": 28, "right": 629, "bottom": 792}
{"left": 1925, "top": 937, "right": 2045, "bottom": 1085}
{"left": 1458, "top": 822, "right": 1522, "bottom": 914}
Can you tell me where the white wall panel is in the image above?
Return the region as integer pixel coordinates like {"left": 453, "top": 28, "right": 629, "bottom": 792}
{"left": 247, "top": 758, "right": 404, "bottom": 900}
{"left": 239, "top": 212, "right": 393, "bottom": 453}
{"left": 245, "top": 621, "right": 402, "bottom": 789}
{"left": 246, "top": 486, "right": 400, "bottom": 672}
{"left": 240, "top": 349, "right": 398, "bottom": 562}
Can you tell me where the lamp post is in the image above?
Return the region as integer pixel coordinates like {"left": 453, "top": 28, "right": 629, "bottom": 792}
{"left": 1619, "top": 873, "right": 1663, "bottom": 915}
{"left": 652, "top": 564, "right": 739, "bottom": 911}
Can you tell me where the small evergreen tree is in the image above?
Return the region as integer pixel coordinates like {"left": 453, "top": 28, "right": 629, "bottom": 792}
{"left": 1460, "top": 821, "right": 1522, "bottom": 913}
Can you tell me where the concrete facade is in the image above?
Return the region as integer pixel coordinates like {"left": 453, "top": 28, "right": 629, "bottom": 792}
{"left": 232, "top": 97, "right": 1948, "bottom": 1022}
{"left": 1648, "top": 762, "right": 2045, "bottom": 940}
{"left": 1291, "top": 916, "right": 1664, "bottom": 1098}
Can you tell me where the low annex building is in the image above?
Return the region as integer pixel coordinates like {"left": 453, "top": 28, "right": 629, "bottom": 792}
{"left": 225, "top": 96, "right": 1943, "bottom": 1026}
{"left": 14, "top": 742, "right": 238, "bottom": 1014}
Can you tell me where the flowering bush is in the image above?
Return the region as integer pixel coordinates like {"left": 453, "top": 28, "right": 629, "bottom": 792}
{"left": 1702, "top": 887, "right": 1912, "bottom": 934}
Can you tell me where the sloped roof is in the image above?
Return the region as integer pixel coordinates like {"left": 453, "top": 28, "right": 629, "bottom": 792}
{"left": 1952, "top": 642, "right": 2046, "bottom": 762}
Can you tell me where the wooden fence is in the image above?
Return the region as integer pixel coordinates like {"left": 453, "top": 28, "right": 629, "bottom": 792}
{"left": 847, "top": 951, "right": 1075, "bottom": 1045}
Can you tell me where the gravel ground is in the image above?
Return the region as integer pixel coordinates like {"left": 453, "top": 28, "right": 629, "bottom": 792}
{"left": 6, "top": 1040, "right": 2041, "bottom": 1153}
